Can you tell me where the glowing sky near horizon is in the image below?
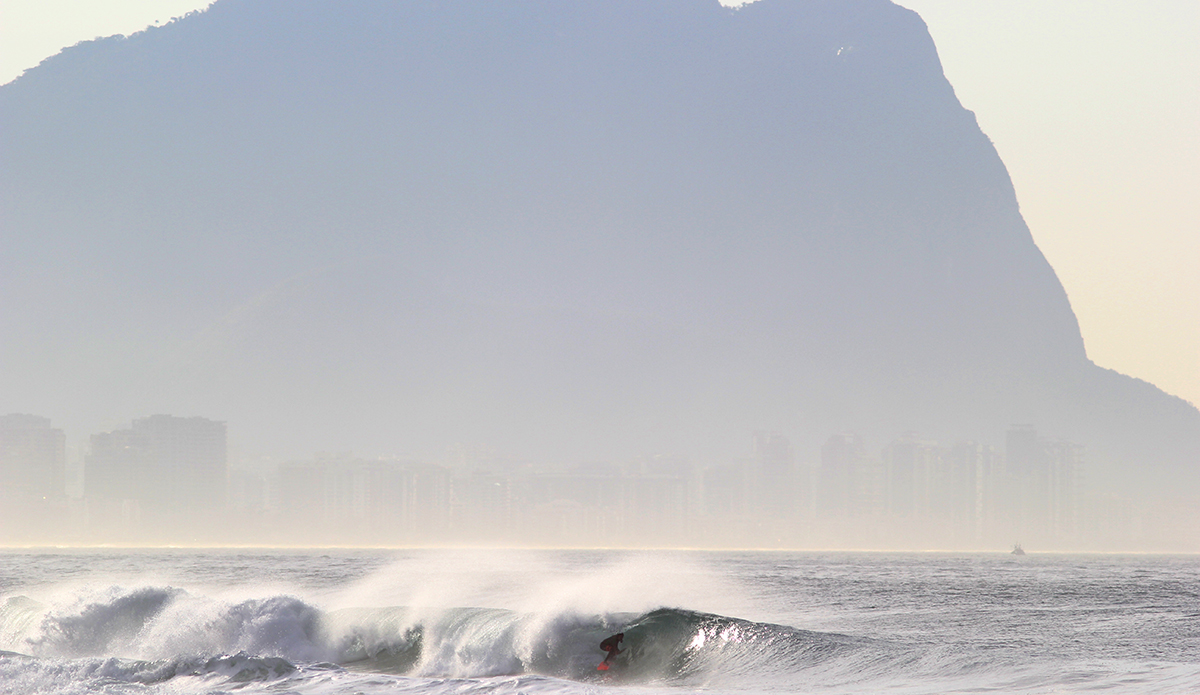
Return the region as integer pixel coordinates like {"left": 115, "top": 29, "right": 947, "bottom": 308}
{"left": 2, "top": 0, "right": 1197, "bottom": 409}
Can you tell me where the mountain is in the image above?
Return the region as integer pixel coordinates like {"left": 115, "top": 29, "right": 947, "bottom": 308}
{"left": 2, "top": 0, "right": 1196, "bottom": 497}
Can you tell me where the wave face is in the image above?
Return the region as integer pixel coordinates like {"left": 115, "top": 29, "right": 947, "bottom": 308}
{"left": 330, "top": 604, "right": 870, "bottom": 685}
{"left": 4, "top": 550, "right": 1198, "bottom": 694}
{"left": 620, "top": 608, "right": 867, "bottom": 684}
{"left": 3, "top": 588, "right": 325, "bottom": 662}
{"left": 0, "top": 586, "right": 868, "bottom": 690}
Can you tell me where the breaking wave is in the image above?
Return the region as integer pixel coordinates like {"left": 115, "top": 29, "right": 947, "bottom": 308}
{"left": 0, "top": 586, "right": 871, "bottom": 689}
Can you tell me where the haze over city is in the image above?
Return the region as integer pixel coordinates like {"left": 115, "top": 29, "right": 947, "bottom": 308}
{"left": 1, "top": 0, "right": 1197, "bottom": 551}
{"left": 3, "top": 4, "right": 1200, "bottom": 693}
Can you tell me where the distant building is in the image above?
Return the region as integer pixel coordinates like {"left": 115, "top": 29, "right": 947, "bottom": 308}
{"left": 702, "top": 462, "right": 749, "bottom": 522}
{"left": 0, "top": 414, "right": 66, "bottom": 504}
{"left": 515, "top": 466, "right": 623, "bottom": 543}
{"left": 1003, "top": 425, "right": 1036, "bottom": 470}
{"left": 882, "top": 433, "right": 941, "bottom": 520}
{"left": 275, "top": 456, "right": 451, "bottom": 544}
{"left": 946, "top": 441, "right": 998, "bottom": 544}
{"left": 619, "top": 470, "right": 691, "bottom": 544}
{"left": 1003, "top": 425, "right": 1082, "bottom": 544}
{"left": 452, "top": 469, "right": 512, "bottom": 541}
{"left": 0, "top": 414, "right": 68, "bottom": 539}
{"left": 1043, "top": 439, "right": 1083, "bottom": 541}
{"left": 85, "top": 415, "right": 226, "bottom": 536}
{"left": 820, "top": 433, "right": 871, "bottom": 517}
{"left": 753, "top": 431, "right": 798, "bottom": 518}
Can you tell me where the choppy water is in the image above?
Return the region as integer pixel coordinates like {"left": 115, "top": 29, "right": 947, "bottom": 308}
{"left": 0, "top": 549, "right": 1196, "bottom": 694}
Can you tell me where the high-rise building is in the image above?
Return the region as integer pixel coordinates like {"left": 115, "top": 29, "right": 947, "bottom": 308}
{"left": 820, "top": 433, "right": 870, "bottom": 517}
{"left": 0, "top": 414, "right": 68, "bottom": 539}
{"left": 1005, "top": 425, "right": 1041, "bottom": 479}
{"left": 1044, "top": 440, "right": 1083, "bottom": 541}
{"left": 0, "top": 414, "right": 66, "bottom": 504}
{"left": 882, "top": 433, "right": 940, "bottom": 520}
{"left": 753, "top": 431, "right": 797, "bottom": 517}
{"left": 1002, "top": 425, "right": 1082, "bottom": 544}
{"left": 947, "top": 441, "right": 998, "bottom": 543}
{"left": 451, "top": 469, "right": 512, "bottom": 541}
{"left": 702, "top": 462, "right": 749, "bottom": 521}
{"left": 85, "top": 415, "right": 226, "bottom": 534}
{"left": 274, "top": 456, "right": 451, "bottom": 543}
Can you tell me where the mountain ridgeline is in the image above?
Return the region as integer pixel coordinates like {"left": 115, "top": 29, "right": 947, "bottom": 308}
{"left": 1, "top": 0, "right": 1196, "bottom": 494}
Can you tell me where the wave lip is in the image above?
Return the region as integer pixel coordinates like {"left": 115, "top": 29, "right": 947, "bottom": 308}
{"left": 332, "top": 604, "right": 868, "bottom": 685}
{"left": 617, "top": 607, "right": 870, "bottom": 685}
{"left": 27, "top": 587, "right": 182, "bottom": 657}
{"left": 1, "top": 587, "right": 328, "bottom": 664}
{"left": 4, "top": 585, "right": 869, "bottom": 686}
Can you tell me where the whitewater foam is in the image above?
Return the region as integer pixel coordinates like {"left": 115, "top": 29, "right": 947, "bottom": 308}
{"left": 0, "top": 578, "right": 865, "bottom": 687}
{"left": 1, "top": 549, "right": 1197, "bottom": 694}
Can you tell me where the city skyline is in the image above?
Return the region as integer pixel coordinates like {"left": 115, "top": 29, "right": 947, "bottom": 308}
{"left": 3, "top": 409, "right": 1192, "bottom": 551}
{"left": 0, "top": 5, "right": 1195, "bottom": 691}
{"left": 1, "top": 0, "right": 1195, "bottom": 552}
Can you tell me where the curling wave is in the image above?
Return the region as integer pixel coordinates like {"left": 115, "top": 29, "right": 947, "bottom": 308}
{"left": 0, "top": 586, "right": 869, "bottom": 688}
{"left": 329, "top": 605, "right": 871, "bottom": 684}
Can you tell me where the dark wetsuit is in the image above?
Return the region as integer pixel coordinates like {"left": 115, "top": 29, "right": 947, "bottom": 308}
{"left": 600, "top": 633, "right": 624, "bottom": 663}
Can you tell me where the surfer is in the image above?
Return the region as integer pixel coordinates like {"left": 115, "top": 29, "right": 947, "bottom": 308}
{"left": 598, "top": 632, "right": 624, "bottom": 669}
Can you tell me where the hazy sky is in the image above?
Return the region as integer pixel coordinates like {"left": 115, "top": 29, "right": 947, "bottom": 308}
{"left": 2, "top": 0, "right": 1196, "bottom": 409}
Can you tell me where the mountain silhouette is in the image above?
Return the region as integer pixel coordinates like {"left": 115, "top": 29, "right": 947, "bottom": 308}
{"left": 1, "top": 0, "right": 1196, "bottom": 496}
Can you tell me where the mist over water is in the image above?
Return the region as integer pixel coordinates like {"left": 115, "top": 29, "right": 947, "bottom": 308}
{"left": 1, "top": 549, "right": 1197, "bottom": 694}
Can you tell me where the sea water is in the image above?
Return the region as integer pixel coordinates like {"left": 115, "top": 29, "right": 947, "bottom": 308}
{"left": 0, "top": 549, "right": 1196, "bottom": 694}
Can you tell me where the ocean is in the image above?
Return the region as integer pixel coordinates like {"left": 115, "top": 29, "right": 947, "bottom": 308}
{"left": 0, "top": 549, "right": 1196, "bottom": 694}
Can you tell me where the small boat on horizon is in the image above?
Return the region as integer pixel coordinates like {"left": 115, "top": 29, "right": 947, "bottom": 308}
{"left": 1011, "top": 543, "right": 1026, "bottom": 555}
